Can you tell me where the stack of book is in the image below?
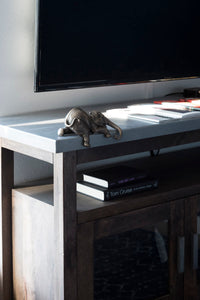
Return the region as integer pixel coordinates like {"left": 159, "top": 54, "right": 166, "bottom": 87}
{"left": 104, "top": 99, "right": 200, "bottom": 123}
{"left": 77, "top": 165, "right": 159, "bottom": 201}
{"left": 127, "top": 102, "right": 200, "bottom": 123}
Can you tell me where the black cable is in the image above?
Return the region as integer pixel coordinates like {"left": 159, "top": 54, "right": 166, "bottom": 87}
{"left": 150, "top": 149, "right": 160, "bottom": 157}
{"left": 164, "top": 92, "right": 183, "bottom": 97}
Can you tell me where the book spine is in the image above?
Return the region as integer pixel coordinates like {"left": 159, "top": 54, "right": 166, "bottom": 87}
{"left": 110, "top": 174, "right": 146, "bottom": 188}
{"left": 104, "top": 179, "right": 158, "bottom": 201}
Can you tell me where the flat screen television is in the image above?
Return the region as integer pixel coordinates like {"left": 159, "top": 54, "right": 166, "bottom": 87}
{"left": 35, "top": 0, "right": 200, "bottom": 92}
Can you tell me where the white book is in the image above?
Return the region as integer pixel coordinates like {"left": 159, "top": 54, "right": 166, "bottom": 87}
{"left": 105, "top": 103, "right": 200, "bottom": 122}
{"left": 104, "top": 108, "right": 131, "bottom": 119}
{"left": 77, "top": 178, "right": 159, "bottom": 201}
{"left": 128, "top": 114, "right": 171, "bottom": 123}
{"left": 154, "top": 108, "right": 200, "bottom": 119}
{"left": 128, "top": 104, "right": 200, "bottom": 119}
{"left": 128, "top": 104, "right": 185, "bottom": 119}
{"left": 127, "top": 104, "right": 162, "bottom": 115}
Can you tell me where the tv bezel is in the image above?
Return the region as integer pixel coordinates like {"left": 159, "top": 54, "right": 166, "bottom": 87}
{"left": 34, "top": 0, "right": 200, "bottom": 93}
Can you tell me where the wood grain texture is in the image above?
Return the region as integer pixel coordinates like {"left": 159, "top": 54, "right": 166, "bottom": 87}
{"left": 0, "top": 143, "right": 14, "bottom": 300}
{"left": 169, "top": 200, "right": 184, "bottom": 300}
{"left": 94, "top": 202, "right": 171, "bottom": 240}
{"left": 1, "top": 109, "right": 200, "bottom": 300}
{"left": 184, "top": 195, "right": 198, "bottom": 300}
{"left": 12, "top": 173, "right": 200, "bottom": 226}
{"left": 77, "top": 146, "right": 200, "bottom": 223}
{"left": 77, "top": 183, "right": 200, "bottom": 225}
{"left": 156, "top": 296, "right": 170, "bottom": 300}
{"left": 12, "top": 146, "right": 200, "bottom": 227}
{"left": 77, "top": 129, "right": 200, "bottom": 164}
{"left": 12, "top": 188, "right": 54, "bottom": 300}
{"left": 2, "top": 138, "right": 53, "bottom": 164}
{"left": 54, "top": 151, "right": 77, "bottom": 300}
{"left": 2, "top": 105, "right": 200, "bottom": 153}
{"left": 12, "top": 184, "right": 187, "bottom": 300}
{"left": 77, "top": 222, "right": 94, "bottom": 300}
{"left": 94, "top": 201, "right": 183, "bottom": 299}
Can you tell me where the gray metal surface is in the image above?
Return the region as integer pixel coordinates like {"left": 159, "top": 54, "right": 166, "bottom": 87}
{"left": 1, "top": 103, "right": 200, "bottom": 153}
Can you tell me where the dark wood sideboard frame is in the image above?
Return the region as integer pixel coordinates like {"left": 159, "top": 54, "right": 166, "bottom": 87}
{"left": 1, "top": 128, "right": 200, "bottom": 300}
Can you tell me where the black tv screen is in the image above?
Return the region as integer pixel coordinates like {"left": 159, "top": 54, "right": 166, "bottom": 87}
{"left": 35, "top": 0, "right": 200, "bottom": 92}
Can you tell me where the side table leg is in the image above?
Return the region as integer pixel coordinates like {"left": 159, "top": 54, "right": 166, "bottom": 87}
{"left": 54, "top": 152, "right": 77, "bottom": 300}
{"left": 0, "top": 145, "right": 14, "bottom": 300}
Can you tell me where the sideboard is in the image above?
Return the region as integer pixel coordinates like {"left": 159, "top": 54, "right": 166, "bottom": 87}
{"left": 1, "top": 104, "right": 200, "bottom": 300}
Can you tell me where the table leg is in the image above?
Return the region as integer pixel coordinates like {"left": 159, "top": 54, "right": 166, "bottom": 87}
{"left": 54, "top": 151, "right": 77, "bottom": 300}
{"left": 0, "top": 145, "right": 14, "bottom": 300}
{"left": 77, "top": 222, "right": 94, "bottom": 300}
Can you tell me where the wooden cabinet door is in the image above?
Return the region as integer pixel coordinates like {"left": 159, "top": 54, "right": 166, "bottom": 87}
{"left": 184, "top": 195, "right": 200, "bottom": 300}
{"left": 78, "top": 200, "right": 184, "bottom": 300}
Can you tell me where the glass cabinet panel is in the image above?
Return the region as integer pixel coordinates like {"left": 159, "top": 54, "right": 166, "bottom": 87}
{"left": 185, "top": 197, "right": 200, "bottom": 299}
{"left": 94, "top": 220, "right": 169, "bottom": 300}
{"left": 196, "top": 204, "right": 200, "bottom": 287}
{"left": 196, "top": 213, "right": 200, "bottom": 283}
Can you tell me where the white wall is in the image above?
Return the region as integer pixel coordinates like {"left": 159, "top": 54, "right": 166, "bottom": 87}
{"left": 1, "top": 0, "right": 200, "bottom": 117}
{"left": 1, "top": 0, "right": 200, "bottom": 184}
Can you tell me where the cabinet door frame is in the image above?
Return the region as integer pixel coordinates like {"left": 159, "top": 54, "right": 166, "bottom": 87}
{"left": 184, "top": 195, "right": 200, "bottom": 299}
{"left": 78, "top": 200, "right": 185, "bottom": 300}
